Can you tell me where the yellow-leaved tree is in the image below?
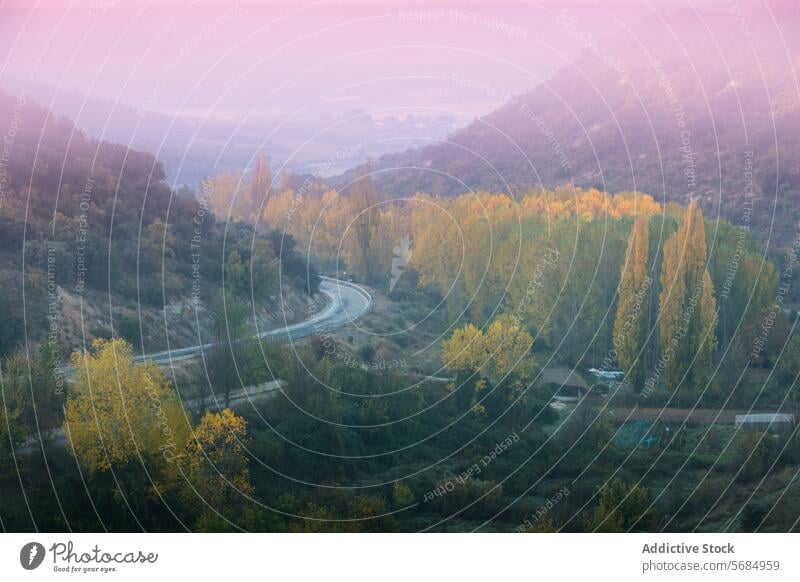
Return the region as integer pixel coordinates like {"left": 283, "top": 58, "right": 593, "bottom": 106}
{"left": 65, "top": 338, "right": 189, "bottom": 475}
{"left": 442, "top": 319, "right": 534, "bottom": 417}
{"left": 613, "top": 216, "right": 652, "bottom": 390}
{"left": 179, "top": 408, "right": 257, "bottom": 531}
{"left": 658, "top": 200, "right": 718, "bottom": 392}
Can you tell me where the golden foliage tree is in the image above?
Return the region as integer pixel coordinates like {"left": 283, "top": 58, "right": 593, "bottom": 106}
{"left": 613, "top": 217, "right": 652, "bottom": 390}
{"left": 658, "top": 200, "right": 718, "bottom": 391}
{"left": 65, "top": 338, "right": 189, "bottom": 474}
{"left": 442, "top": 319, "right": 534, "bottom": 414}
{"left": 345, "top": 171, "right": 381, "bottom": 284}
{"left": 179, "top": 408, "right": 256, "bottom": 531}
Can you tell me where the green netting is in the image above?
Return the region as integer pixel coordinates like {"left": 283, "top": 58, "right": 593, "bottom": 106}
{"left": 613, "top": 420, "right": 657, "bottom": 449}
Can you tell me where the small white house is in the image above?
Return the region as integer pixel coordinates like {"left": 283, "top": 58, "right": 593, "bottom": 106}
{"left": 735, "top": 413, "right": 795, "bottom": 434}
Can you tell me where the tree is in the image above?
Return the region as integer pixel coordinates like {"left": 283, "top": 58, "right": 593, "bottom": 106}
{"left": 346, "top": 171, "right": 381, "bottom": 284}
{"left": 207, "top": 290, "right": 248, "bottom": 408}
{"left": 658, "top": 200, "right": 718, "bottom": 392}
{"left": 224, "top": 248, "right": 248, "bottom": 297}
{"left": 586, "top": 479, "right": 654, "bottom": 532}
{"left": 250, "top": 238, "right": 281, "bottom": 300}
{"left": 2, "top": 345, "right": 65, "bottom": 451}
{"left": 179, "top": 408, "right": 256, "bottom": 531}
{"left": 442, "top": 319, "right": 534, "bottom": 416}
{"left": 247, "top": 154, "right": 273, "bottom": 222}
{"left": 481, "top": 318, "right": 535, "bottom": 388}
{"left": 0, "top": 358, "right": 25, "bottom": 470}
{"left": 441, "top": 323, "right": 486, "bottom": 375}
{"left": 614, "top": 217, "right": 652, "bottom": 390}
{"left": 392, "top": 482, "right": 415, "bottom": 507}
{"left": 65, "top": 338, "right": 188, "bottom": 475}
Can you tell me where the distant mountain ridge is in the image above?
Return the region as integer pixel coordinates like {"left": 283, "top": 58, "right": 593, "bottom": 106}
{"left": 340, "top": 4, "right": 800, "bottom": 243}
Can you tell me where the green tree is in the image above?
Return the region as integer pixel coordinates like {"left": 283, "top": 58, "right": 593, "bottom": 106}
{"left": 586, "top": 479, "right": 654, "bottom": 532}
{"left": 207, "top": 290, "right": 248, "bottom": 408}
{"left": 392, "top": 482, "right": 415, "bottom": 507}
{"left": 250, "top": 238, "right": 281, "bottom": 300}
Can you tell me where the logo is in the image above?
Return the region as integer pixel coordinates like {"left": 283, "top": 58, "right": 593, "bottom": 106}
{"left": 20, "top": 542, "right": 46, "bottom": 570}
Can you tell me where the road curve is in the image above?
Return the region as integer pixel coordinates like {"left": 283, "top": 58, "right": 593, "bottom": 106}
{"left": 28, "top": 278, "right": 371, "bottom": 454}
{"left": 138, "top": 276, "right": 372, "bottom": 366}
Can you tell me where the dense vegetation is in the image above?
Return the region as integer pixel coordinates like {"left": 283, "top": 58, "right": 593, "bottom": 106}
{"left": 3, "top": 93, "right": 800, "bottom": 534}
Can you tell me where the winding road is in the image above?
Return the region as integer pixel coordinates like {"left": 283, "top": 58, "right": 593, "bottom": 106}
{"left": 134, "top": 276, "right": 372, "bottom": 365}
{"left": 22, "top": 278, "right": 372, "bottom": 455}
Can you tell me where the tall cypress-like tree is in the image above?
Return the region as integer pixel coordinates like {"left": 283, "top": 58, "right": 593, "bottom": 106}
{"left": 246, "top": 154, "right": 272, "bottom": 221}
{"left": 658, "top": 200, "right": 718, "bottom": 391}
{"left": 347, "top": 170, "right": 380, "bottom": 284}
{"left": 614, "top": 216, "right": 651, "bottom": 390}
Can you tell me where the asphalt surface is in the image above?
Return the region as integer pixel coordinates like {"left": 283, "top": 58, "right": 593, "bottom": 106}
{"left": 21, "top": 278, "right": 372, "bottom": 455}
{"left": 133, "top": 276, "right": 372, "bottom": 366}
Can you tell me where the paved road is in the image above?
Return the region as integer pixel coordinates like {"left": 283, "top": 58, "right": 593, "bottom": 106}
{"left": 56, "top": 277, "right": 371, "bottom": 375}
{"left": 22, "top": 278, "right": 372, "bottom": 455}
{"left": 132, "top": 276, "right": 371, "bottom": 366}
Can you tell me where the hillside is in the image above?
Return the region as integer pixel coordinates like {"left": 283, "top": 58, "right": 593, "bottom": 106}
{"left": 0, "top": 91, "right": 319, "bottom": 357}
{"left": 342, "top": 5, "right": 800, "bottom": 242}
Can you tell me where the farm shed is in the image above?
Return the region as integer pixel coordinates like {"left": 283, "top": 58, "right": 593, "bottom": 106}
{"left": 735, "top": 413, "right": 795, "bottom": 434}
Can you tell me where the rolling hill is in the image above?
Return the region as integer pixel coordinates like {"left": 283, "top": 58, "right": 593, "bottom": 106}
{"left": 342, "top": 4, "right": 800, "bottom": 243}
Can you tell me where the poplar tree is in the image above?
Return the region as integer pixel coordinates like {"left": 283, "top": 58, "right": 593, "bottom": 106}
{"left": 658, "top": 200, "right": 718, "bottom": 391}
{"left": 346, "top": 171, "right": 381, "bottom": 284}
{"left": 613, "top": 216, "right": 651, "bottom": 390}
{"left": 245, "top": 154, "right": 272, "bottom": 221}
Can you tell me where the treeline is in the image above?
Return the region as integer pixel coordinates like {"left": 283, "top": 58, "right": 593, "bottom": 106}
{"left": 419, "top": 190, "right": 780, "bottom": 398}
{"left": 0, "top": 92, "right": 318, "bottom": 356}
{"left": 0, "top": 335, "right": 557, "bottom": 532}
{"left": 213, "top": 163, "right": 783, "bottom": 396}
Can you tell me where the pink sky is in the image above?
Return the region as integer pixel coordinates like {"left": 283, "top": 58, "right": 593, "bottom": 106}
{"left": 0, "top": 0, "right": 769, "bottom": 122}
